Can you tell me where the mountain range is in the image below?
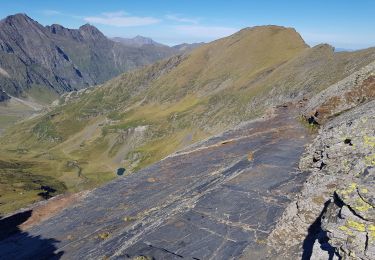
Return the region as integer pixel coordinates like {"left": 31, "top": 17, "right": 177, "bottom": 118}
{"left": 1, "top": 23, "right": 375, "bottom": 215}
{"left": 112, "top": 35, "right": 167, "bottom": 48}
{"left": 0, "top": 14, "right": 181, "bottom": 102}
{"left": 112, "top": 35, "right": 204, "bottom": 52}
{"left": 0, "top": 13, "right": 205, "bottom": 133}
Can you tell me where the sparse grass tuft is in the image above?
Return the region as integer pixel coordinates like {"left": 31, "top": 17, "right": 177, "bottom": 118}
{"left": 297, "top": 115, "right": 319, "bottom": 133}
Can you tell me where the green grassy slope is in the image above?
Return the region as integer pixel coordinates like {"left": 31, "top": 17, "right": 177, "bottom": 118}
{"left": 1, "top": 25, "right": 375, "bottom": 214}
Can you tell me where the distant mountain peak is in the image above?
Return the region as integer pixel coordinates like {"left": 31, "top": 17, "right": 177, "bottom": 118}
{"left": 133, "top": 35, "right": 150, "bottom": 40}
{"left": 47, "top": 23, "right": 68, "bottom": 33}
{"left": 112, "top": 35, "right": 165, "bottom": 47}
{"left": 239, "top": 25, "right": 294, "bottom": 32}
{"left": 79, "top": 23, "right": 96, "bottom": 30}
{"left": 229, "top": 25, "right": 309, "bottom": 50}
{"left": 2, "top": 13, "right": 36, "bottom": 26}
{"left": 172, "top": 42, "right": 205, "bottom": 52}
{"left": 0, "top": 13, "right": 178, "bottom": 100}
{"left": 79, "top": 23, "right": 101, "bottom": 34}
{"left": 4, "top": 13, "right": 29, "bottom": 20}
{"left": 78, "top": 23, "right": 106, "bottom": 40}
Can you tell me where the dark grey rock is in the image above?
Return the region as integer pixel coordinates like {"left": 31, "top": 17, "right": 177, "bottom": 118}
{"left": 0, "top": 13, "right": 178, "bottom": 98}
{"left": 0, "top": 105, "right": 311, "bottom": 259}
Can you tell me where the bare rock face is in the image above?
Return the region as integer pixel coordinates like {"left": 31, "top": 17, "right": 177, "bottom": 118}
{"left": 322, "top": 167, "right": 375, "bottom": 259}
{"left": 0, "top": 105, "right": 312, "bottom": 259}
{"left": 267, "top": 93, "right": 375, "bottom": 258}
{"left": 304, "top": 61, "right": 375, "bottom": 125}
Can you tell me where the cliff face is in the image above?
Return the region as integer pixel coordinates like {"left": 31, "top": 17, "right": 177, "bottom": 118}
{"left": 0, "top": 14, "right": 177, "bottom": 99}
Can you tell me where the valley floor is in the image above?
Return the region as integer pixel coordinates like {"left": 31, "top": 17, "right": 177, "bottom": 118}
{"left": 0, "top": 104, "right": 312, "bottom": 259}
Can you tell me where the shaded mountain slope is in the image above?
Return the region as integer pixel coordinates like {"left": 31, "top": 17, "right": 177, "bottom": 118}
{"left": 1, "top": 25, "right": 375, "bottom": 214}
{"left": 112, "top": 36, "right": 203, "bottom": 54}
{"left": 0, "top": 13, "right": 177, "bottom": 100}
{"left": 112, "top": 35, "right": 166, "bottom": 47}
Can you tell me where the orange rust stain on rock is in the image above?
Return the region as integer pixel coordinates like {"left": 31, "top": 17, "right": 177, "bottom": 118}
{"left": 345, "top": 75, "right": 375, "bottom": 103}
{"left": 316, "top": 96, "right": 341, "bottom": 121}
{"left": 313, "top": 75, "right": 375, "bottom": 124}
{"left": 247, "top": 151, "right": 254, "bottom": 161}
{"left": 174, "top": 221, "right": 185, "bottom": 228}
{"left": 326, "top": 183, "right": 337, "bottom": 190}
{"left": 146, "top": 177, "right": 158, "bottom": 183}
{"left": 20, "top": 191, "right": 89, "bottom": 230}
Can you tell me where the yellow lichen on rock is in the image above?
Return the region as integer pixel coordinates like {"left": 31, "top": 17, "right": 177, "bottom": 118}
{"left": 132, "top": 256, "right": 152, "bottom": 260}
{"left": 339, "top": 225, "right": 349, "bottom": 231}
{"left": 98, "top": 231, "right": 110, "bottom": 240}
{"left": 367, "top": 225, "right": 375, "bottom": 242}
{"left": 364, "top": 136, "right": 375, "bottom": 147}
{"left": 347, "top": 220, "right": 366, "bottom": 232}
{"left": 338, "top": 183, "right": 357, "bottom": 196}
{"left": 354, "top": 197, "right": 373, "bottom": 212}
{"left": 365, "top": 154, "right": 375, "bottom": 166}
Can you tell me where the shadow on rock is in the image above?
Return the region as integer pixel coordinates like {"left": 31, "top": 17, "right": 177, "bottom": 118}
{"left": 0, "top": 210, "right": 63, "bottom": 259}
{"left": 301, "top": 200, "right": 338, "bottom": 260}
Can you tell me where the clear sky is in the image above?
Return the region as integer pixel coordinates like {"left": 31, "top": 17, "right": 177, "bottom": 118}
{"left": 1, "top": 0, "right": 375, "bottom": 49}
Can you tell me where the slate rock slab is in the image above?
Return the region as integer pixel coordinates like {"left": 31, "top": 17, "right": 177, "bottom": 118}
{"left": 0, "top": 105, "right": 310, "bottom": 260}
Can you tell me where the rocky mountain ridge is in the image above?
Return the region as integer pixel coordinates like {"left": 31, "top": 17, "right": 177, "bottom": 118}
{"left": 112, "top": 36, "right": 204, "bottom": 53}
{"left": 112, "top": 35, "right": 166, "bottom": 47}
{"left": 172, "top": 42, "right": 205, "bottom": 52}
{"left": 0, "top": 13, "right": 177, "bottom": 100}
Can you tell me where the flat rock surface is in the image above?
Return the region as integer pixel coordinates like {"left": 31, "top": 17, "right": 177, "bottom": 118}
{"left": 0, "top": 105, "right": 311, "bottom": 260}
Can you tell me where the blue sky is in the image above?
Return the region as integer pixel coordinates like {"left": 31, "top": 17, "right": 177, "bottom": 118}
{"left": 1, "top": 0, "right": 375, "bottom": 49}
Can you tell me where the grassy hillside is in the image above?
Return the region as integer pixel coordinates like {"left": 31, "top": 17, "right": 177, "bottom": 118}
{"left": 1, "top": 25, "right": 375, "bottom": 214}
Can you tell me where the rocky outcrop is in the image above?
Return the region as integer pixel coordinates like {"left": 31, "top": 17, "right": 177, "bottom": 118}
{"left": 308, "top": 99, "right": 375, "bottom": 259}
{"left": 322, "top": 166, "right": 375, "bottom": 259}
{"left": 267, "top": 63, "right": 375, "bottom": 259}
{"left": 304, "top": 61, "right": 375, "bottom": 125}
{"left": 0, "top": 90, "right": 10, "bottom": 102}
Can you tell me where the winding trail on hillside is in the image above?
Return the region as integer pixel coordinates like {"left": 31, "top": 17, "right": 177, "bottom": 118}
{"left": 0, "top": 104, "right": 312, "bottom": 259}
{"left": 8, "top": 95, "right": 44, "bottom": 111}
